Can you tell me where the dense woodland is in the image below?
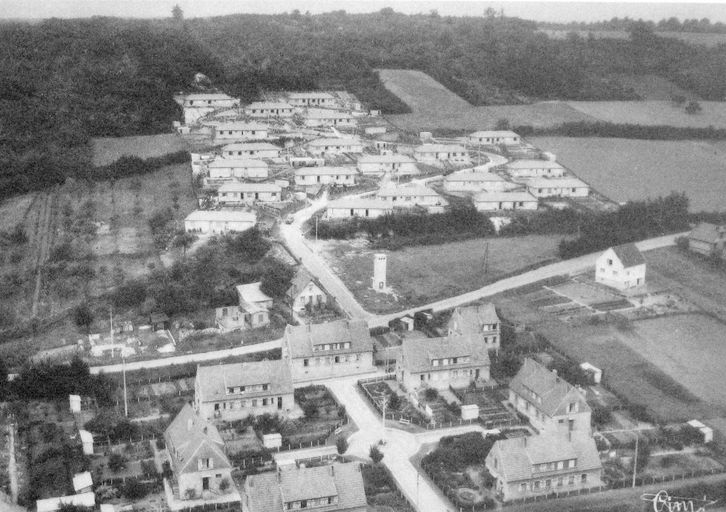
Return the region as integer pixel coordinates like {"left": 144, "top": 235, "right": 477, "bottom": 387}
{"left": 2, "top": 12, "right": 726, "bottom": 199}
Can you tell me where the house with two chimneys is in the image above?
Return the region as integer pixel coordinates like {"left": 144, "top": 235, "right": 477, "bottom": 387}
{"left": 242, "top": 463, "right": 367, "bottom": 512}
{"left": 195, "top": 360, "right": 295, "bottom": 422}
{"left": 688, "top": 222, "right": 726, "bottom": 259}
{"left": 595, "top": 243, "right": 646, "bottom": 290}
{"left": 282, "top": 319, "right": 375, "bottom": 381}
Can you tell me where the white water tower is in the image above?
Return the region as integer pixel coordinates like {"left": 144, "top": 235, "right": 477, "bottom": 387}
{"left": 372, "top": 253, "right": 387, "bottom": 291}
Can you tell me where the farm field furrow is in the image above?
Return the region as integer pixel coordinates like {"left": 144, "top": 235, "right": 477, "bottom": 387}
{"left": 528, "top": 137, "right": 726, "bottom": 212}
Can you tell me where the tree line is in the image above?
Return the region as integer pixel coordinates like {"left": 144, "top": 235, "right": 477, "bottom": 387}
{"left": 540, "top": 15, "right": 726, "bottom": 34}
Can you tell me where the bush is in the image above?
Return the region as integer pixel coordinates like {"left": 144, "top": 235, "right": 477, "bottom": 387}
{"left": 369, "top": 445, "right": 384, "bottom": 464}
{"left": 424, "top": 388, "right": 439, "bottom": 401}
{"left": 336, "top": 437, "right": 349, "bottom": 455}
{"left": 219, "top": 478, "right": 231, "bottom": 492}
{"left": 303, "top": 402, "right": 319, "bottom": 419}
{"left": 108, "top": 453, "right": 127, "bottom": 473}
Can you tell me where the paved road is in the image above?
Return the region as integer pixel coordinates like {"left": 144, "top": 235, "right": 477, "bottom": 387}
{"left": 89, "top": 339, "right": 281, "bottom": 374}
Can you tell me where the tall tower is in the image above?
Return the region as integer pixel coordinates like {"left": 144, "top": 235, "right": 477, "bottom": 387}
{"left": 372, "top": 253, "right": 387, "bottom": 291}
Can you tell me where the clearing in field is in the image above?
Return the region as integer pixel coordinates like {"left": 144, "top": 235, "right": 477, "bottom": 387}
{"left": 565, "top": 100, "right": 726, "bottom": 128}
{"left": 317, "top": 235, "right": 563, "bottom": 313}
{"left": 529, "top": 136, "right": 726, "bottom": 212}
{"left": 91, "top": 133, "right": 188, "bottom": 166}
{"left": 611, "top": 74, "right": 700, "bottom": 101}
{"left": 376, "top": 69, "right": 471, "bottom": 114}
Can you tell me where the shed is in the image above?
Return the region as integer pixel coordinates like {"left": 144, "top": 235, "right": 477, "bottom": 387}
{"left": 69, "top": 394, "right": 81, "bottom": 413}
{"left": 72, "top": 471, "right": 93, "bottom": 493}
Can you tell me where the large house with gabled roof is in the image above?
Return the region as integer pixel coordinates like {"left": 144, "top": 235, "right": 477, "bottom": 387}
{"left": 242, "top": 463, "right": 367, "bottom": 512}
{"left": 282, "top": 319, "right": 374, "bottom": 381}
{"left": 508, "top": 358, "right": 591, "bottom": 435}
{"left": 447, "top": 303, "right": 501, "bottom": 352}
{"left": 164, "top": 403, "right": 234, "bottom": 500}
{"left": 287, "top": 268, "right": 328, "bottom": 313}
{"left": 595, "top": 243, "right": 646, "bottom": 290}
{"left": 195, "top": 360, "right": 294, "bottom": 422}
{"left": 485, "top": 432, "right": 603, "bottom": 502}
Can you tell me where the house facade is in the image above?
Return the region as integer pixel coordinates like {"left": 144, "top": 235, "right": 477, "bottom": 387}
{"left": 217, "top": 182, "right": 282, "bottom": 204}
{"left": 306, "top": 138, "right": 364, "bottom": 156}
{"left": 244, "top": 102, "right": 294, "bottom": 118}
{"left": 509, "top": 358, "right": 591, "bottom": 435}
{"left": 376, "top": 183, "right": 445, "bottom": 210}
{"left": 443, "top": 171, "right": 514, "bottom": 193}
{"left": 295, "top": 166, "right": 358, "bottom": 187}
{"left": 195, "top": 360, "right": 295, "bottom": 422}
{"left": 467, "top": 130, "right": 521, "bottom": 146}
{"left": 287, "top": 92, "right": 337, "bottom": 107}
{"left": 242, "top": 463, "right": 367, "bottom": 512}
{"left": 288, "top": 269, "right": 328, "bottom": 313}
{"left": 324, "top": 199, "right": 393, "bottom": 219}
{"left": 303, "top": 109, "right": 356, "bottom": 128}
{"left": 523, "top": 178, "right": 589, "bottom": 198}
{"left": 222, "top": 143, "right": 281, "bottom": 159}
{"left": 164, "top": 404, "right": 234, "bottom": 500}
{"left": 397, "top": 334, "right": 491, "bottom": 391}
{"left": 505, "top": 160, "right": 566, "bottom": 178}
{"left": 213, "top": 122, "right": 269, "bottom": 142}
{"left": 282, "top": 319, "right": 375, "bottom": 381}
{"left": 474, "top": 191, "right": 538, "bottom": 211}
{"left": 357, "top": 154, "right": 419, "bottom": 176}
{"left": 595, "top": 244, "right": 646, "bottom": 290}
{"left": 207, "top": 159, "right": 269, "bottom": 180}
{"left": 184, "top": 210, "right": 257, "bottom": 235}
{"left": 413, "top": 144, "right": 470, "bottom": 164}
{"left": 447, "top": 303, "right": 501, "bottom": 352}
{"left": 688, "top": 222, "right": 726, "bottom": 258}
{"left": 485, "top": 433, "right": 603, "bottom": 502}
{"left": 236, "top": 282, "right": 272, "bottom": 328}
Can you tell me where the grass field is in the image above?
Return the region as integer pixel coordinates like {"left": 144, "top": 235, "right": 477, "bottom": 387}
{"left": 529, "top": 137, "right": 726, "bottom": 211}
{"left": 540, "top": 29, "right": 726, "bottom": 48}
{"left": 566, "top": 100, "right": 726, "bottom": 128}
{"left": 378, "top": 68, "right": 595, "bottom": 131}
{"left": 319, "top": 235, "right": 563, "bottom": 313}
{"left": 612, "top": 74, "right": 700, "bottom": 101}
{"left": 91, "top": 134, "right": 188, "bottom": 166}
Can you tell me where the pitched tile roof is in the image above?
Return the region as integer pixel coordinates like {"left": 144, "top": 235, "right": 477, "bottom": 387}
{"left": 236, "top": 282, "right": 273, "bottom": 304}
{"left": 295, "top": 166, "right": 358, "bottom": 176}
{"left": 611, "top": 243, "right": 645, "bottom": 267}
{"left": 244, "top": 463, "right": 367, "bottom": 512}
{"left": 509, "top": 358, "right": 590, "bottom": 417}
{"left": 474, "top": 191, "right": 537, "bottom": 203}
{"left": 185, "top": 210, "right": 257, "bottom": 223}
{"left": 445, "top": 171, "right": 506, "bottom": 182}
{"left": 447, "top": 303, "right": 500, "bottom": 336}
{"left": 208, "top": 159, "right": 268, "bottom": 168}
{"left": 326, "top": 199, "right": 393, "bottom": 211}
{"left": 489, "top": 433, "right": 601, "bottom": 483}
{"left": 689, "top": 222, "right": 725, "bottom": 244}
{"left": 400, "top": 333, "right": 490, "bottom": 373}
{"left": 222, "top": 142, "right": 281, "bottom": 152}
{"left": 284, "top": 319, "right": 373, "bottom": 359}
{"left": 307, "top": 138, "right": 362, "bottom": 147}
{"left": 196, "top": 360, "right": 293, "bottom": 402}
{"left": 506, "top": 160, "right": 564, "bottom": 170}
{"left": 164, "top": 404, "right": 230, "bottom": 475}
{"left": 377, "top": 182, "right": 440, "bottom": 198}
{"left": 414, "top": 144, "right": 467, "bottom": 154}
{"left": 288, "top": 268, "right": 323, "bottom": 297}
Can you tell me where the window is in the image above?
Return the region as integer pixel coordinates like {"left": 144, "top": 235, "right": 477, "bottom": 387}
{"left": 534, "top": 481, "right": 540, "bottom": 490}
{"left": 545, "top": 479, "right": 552, "bottom": 488}
{"left": 301, "top": 500, "right": 307, "bottom": 509}
{"left": 581, "top": 474, "right": 587, "bottom": 483}
{"left": 334, "top": 356, "right": 340, "bottom": 363}
{"left": 557, "top": 477, "right": 563, "bottom": 487}
{"left": 262, "top": 398, "right": 268, "bottom": 406}
{"left": 568, "top": 475, "right": 575, "bottom": 485}
{"left": 452, "top": 357, "right": 458, "bottom": 364}
{"left": 252, "top": 399, "right": 257, "bottom": 407}
{"left": 433, "top": 360, "right": 439, "bottom": 367}
{"left": 519, "top": 483, "right": 527, "bottom": 492}
{"left": 568, "top": 459, "right": 576, "bottom": 468}
{"left": 303, "top": 359, "right": 309, "bottom": 367}
{"left": 262, "top": 384, "right": 269, "bottom": 391}
{"left": 198, "top": 458, "right": 213, "bottom": 469}
{"left": 227, "top": 387, "right": 234, "bottom": 394}
{"left": 557, "top": 461, "right": 564, "bottom": 470}
{"left": 568, "top": 402, "right": 576, "bottom": 413}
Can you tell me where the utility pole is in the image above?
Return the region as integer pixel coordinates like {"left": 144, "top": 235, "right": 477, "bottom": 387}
{"left": 483, "top": 242, "right": 489, "bottom": 275}
{"left": 632, "top": 433, "right": 639, "bottom": 488}
{"left": 122, "top": 356, "right": 128, "bottom": 418}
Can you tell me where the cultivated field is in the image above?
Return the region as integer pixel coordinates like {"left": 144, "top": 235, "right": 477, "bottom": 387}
{"left": 566, "top": 100, "right": 726, "bottom": 128}
{"left": 318, "top": 235, "right": 563, "bottom": 313}
{"left": 529, "top": 137, "right": 726, "bottom": 211}
{"left": 378, "top": 68, "right": 595, "bottom": 131}
{"left": 91, "top": 133, "right": 188, "bottom": 166}
{"left": 540, "top": 29, "right": 726, "bottom": 48}
{"left": 612, "top": 74, "right": 700, "bottom": 101}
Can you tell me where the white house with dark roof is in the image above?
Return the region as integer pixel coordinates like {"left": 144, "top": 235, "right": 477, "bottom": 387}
{"left": 282, "top": 319, "right": 375, "bottom": 381}
{"left": 413, "top": 144, "right": 470, "bottom": 164}
{"left": 184, "top": 209, "right": 257, "bottom": 235}
{"left": 303, "top": 108, "right": 356, "bottom": 128}
{"left": 164, "top": 404, "right": 236, "bottom": 501}
{"left": 324, "top": 198, "right": 393, "bottom": 219}
{"left": 467, "top": 130, "right": 521, "bottom": 146}
{"left": 376, "top": 182, "right": 445, "bottom": 211}
{"left": 241, "top": 463, "right": 367, "bottom": 512}
{"left": 447, "top": 303, "right": 501, "bottom": 352}
{"left": 217, "top": 182, "right": 282, "bottom": 204}
{"left": 287, "top": 91, "right": 337, "bottom": 107}
{"left": 287, "top": 268, "right": 328, "bottom": 313}
{"left": 397, "top": 333, "right": 491, "bottom": 391}
{"left": 195, "top": 360, "right": 294, "bottom": 422}
{"left": 356, "top": 154, "right": 419, "bottom": 176}
{"left": 688, "top": 222, "right": 726, "bottom": 258}
{"left": 213, "top": 122, "right": 269, "bottom": 142}
{"left": 505, "top": 160, "right": 565, "bottom": 178}
{"left": 509, "top": 358, "right": 591, "bottom": 435}
{"left": 595, "top": 244, "right": 646, "bottom": 290}
{"left": 207, "top": 159, "right": 269, "bottom": 180}
{"left": 474, "top": 190, "right": 538, "bottom": 211}
{"left": 244, "top": 101, "right": 294, "bottom": 118}
{"left": 295, "top": 166, "right": 358, "bottom": 187}
{"left": 177, "top": 93, "right": 240, "bottom": 125}
{"left": 485, "top": 433, "right": 603, "bottom": 502}
{"left": 222, "top": 142, "right": 281, "bottom": 159}
{"left": 443, "top": 171, "right": 514, "bottom": 193}
{"left": 522, "top": 177, "right": 589, "bottom": 198}
{"left": 305, "top": 138, "right": 364, "bottom": 156}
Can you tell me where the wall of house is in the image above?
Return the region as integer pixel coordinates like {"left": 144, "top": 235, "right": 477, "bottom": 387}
{"left": 184, "top": 220, "right": 255, "bottom": 234}
{"left": 508, "top": 390, "right": 591, "bottom": 434}
{"left": 178, "top": 467, "right": 232, "bottom": 500}
{"left": 198, "top": 392, "right": 294, "bottom": 422}
{"left": 325, "top": 207, "right": 388, "bottom": 219}
{"left": 400, "top": 365, "right": 490, "bottom": 391}
{"left": 528, "top": 186, "right": 589, "bottom": 198}
{"left": 595, "top": 255, "right": 646, "bottom": 290}
{"left": 289, "top": 352, "right": 374, "bottom": 381}
{"left": 475, "top": 200, "right": 538, "bottom": 211}
{"left": 293, "top": 284, "right": 327, "bottom": 312}
{"left": 218, "top": 191, "right": 279, "bottom": 204}
{"left": 488, "top": 464, "right": 602, "bottom": 502}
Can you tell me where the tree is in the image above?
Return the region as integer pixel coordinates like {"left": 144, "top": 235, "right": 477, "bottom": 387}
{"left": 73, "top": 303, "right": 94, "bottom": 333}
{"left": 219, "top": 478, "right": 231, "bottom": 492}
{"left": 369, "top": 445, "right": 384, "bottom": 463}
{"left": 303, "top": 401, "right": 319, "bottom": 419}
{"left": 495, "top": 118, "right": 511, "bottom": 130}
{"left": 671, "top": 94, "right": 686, "bottom": 106}
{"left": 336, "top": 437, "right": 349, "bottom": 455}
{"left": 108, "top": 453, "right": 127, "bottom": 473}
{"left": 388, "top": 393, "right": 401, "bottom": 410}
{"left": 0, "top": 358, "right": 8, "bottom": 399}
{"left": 260, "top": 259, "right": 295, "bottom": 298}
{"left": 172, "top": 231, "right": 197, "bottom": 257}
{"left": 172, "top": 4, "right": 184, "bottom": 21}
{"left": 685, "top": 100, "right": 702, "bottom": 114}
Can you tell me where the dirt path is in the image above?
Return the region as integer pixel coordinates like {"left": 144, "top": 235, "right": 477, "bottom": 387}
{"left": 7, "top": 421, "right": 18, "bottom": 503}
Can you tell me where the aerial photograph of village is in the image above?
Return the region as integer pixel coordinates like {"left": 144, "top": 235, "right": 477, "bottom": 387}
{"left": 2, "top": 0, "right": 726, "bottom": 511}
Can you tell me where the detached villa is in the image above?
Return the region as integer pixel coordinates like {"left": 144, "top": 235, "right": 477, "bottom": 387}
{"left": 282, "top": 319, "right": 374, "bottom": 381}
{"left": 287, "top": 269, "right": 328, "bottom": 313}
{"left": 595, "top": 244, "right": 646, "bottom": 290}
{"left": 195, "top": 360, "right": 294, "bottom": 422}
{"left": 447, "top": 303, "right": 501, "bottom": 352}
{"left": 485, "top": 433, "right": 603, "bottom": 502}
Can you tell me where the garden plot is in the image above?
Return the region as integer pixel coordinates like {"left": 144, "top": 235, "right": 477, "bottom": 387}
{"left": 454, "top": 388, "right": 518, "bottom": 428}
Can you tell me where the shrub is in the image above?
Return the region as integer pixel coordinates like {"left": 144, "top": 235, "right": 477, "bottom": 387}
{"left": 184, "top": 488, "right": 196, "bottom": 500}
{"left": 108, "top": 453, "right": 127, "bottom": 473}
{"left": 336, "top": 437, "right": 348, "bottom": 455}
{"left": 219, "top": 478, "right": 231, "bottom": 492}
{"left": 369, "top": 445, "right": 384, "bottom": 464}
{"left": 424, "top": 388, "right": 439, "bottom": 401}
{"left": 387, "top": 393, "right": 401, "bottom": 410}
{"left": 303, "top": 402, "right": 319, "bottom": 419}
{"left": 122, "top": 479, "right": 149, "bottom": 500}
